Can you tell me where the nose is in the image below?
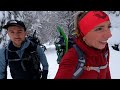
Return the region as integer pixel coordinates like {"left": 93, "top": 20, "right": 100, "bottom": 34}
{"left": 104, "top": 29, "right": 112, "bottom": 39}
{"left": 14, "top": 32, "right": 20, "bottom": 37}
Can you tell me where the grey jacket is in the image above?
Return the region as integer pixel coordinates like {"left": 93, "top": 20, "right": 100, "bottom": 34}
{"left": 0, "top": 38, "right": 49, "bottom": 79}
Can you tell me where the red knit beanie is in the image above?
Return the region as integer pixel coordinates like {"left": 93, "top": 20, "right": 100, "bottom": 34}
{"left": 78, "top": 11, "right": 110, "bottom": 36}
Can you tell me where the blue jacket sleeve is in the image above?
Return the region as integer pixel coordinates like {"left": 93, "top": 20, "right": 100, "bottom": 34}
{"left": 0, "top": 48, "right": 7, "bottom": 79}
{"left": 36, "top": 46, "right": 49, "bottom": 71}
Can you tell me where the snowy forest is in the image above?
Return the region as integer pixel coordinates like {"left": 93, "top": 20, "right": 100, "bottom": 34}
{"left": 0, "top": 11, "right": 120, "bottom": 50}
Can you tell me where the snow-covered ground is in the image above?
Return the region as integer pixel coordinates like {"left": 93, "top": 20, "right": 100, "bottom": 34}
{"left": 108, "top": 13, "right": 120, "bottom": 79}
{"left": 109, "top": 45, "right": 120, "bottom": 79}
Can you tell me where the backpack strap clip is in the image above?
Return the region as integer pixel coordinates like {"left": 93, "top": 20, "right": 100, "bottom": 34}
{"left": 72, "top": 45, "right": 86, "bottom": 79}
{"left": 84, "top": 63, "right": 108, "bottom": 73}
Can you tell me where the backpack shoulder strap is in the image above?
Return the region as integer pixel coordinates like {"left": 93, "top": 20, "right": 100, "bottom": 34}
{"left": 21, "top": 42, "right": 39, "bottom": 71}
{"left": 28, "top": 41, "right": 38, "bottom": 52}
{"left": 4, "top": 48, "right": 8, "bottom": 79}
{"left": 72, "top": 44, "right": 86, "bottom": 79}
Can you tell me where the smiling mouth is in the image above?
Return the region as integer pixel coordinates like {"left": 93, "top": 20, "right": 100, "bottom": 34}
{"left": 100, "top": 41, "right": 107, "bottom": 44}
{"left": 15, "top": 38, "right": 21, "bottom": 40}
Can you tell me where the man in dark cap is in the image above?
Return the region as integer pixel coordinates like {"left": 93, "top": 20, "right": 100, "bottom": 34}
{"left": 0, "top": 20, "right": 49, "bottom": 79}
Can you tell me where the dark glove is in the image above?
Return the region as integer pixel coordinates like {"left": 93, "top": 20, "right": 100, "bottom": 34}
{"left": 41, "top": 70, "right": 48, "bottom": 79}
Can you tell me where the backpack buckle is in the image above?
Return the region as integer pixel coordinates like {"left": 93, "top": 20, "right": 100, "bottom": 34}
{"left": 84, "top": 66, "right": 91, "bottom": 71}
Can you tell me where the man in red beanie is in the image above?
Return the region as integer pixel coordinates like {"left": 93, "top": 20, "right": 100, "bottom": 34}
{"left": 54, "top": 11, "right": 112, "bottom": 79}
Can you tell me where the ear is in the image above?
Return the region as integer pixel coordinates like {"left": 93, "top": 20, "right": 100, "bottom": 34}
{"left": 75, "top": 28, "right": 81, "bottom": 37}
{"left": 83, "top": 36, "right": 85, "bottom": 41}
{"left": 7, "top": 30, "right": 10, "bottom": 35}
{"left": 25, "top": 31, "right": 27, "bottom": 36}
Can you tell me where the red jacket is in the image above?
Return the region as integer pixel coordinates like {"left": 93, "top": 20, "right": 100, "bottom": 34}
{"left": 54, "top": 38, "right": 111, "bottom": 79}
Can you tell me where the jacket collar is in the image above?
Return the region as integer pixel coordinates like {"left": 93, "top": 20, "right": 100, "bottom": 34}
{"left": 74, "top": 37, "right": 109, "bottom": 56}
